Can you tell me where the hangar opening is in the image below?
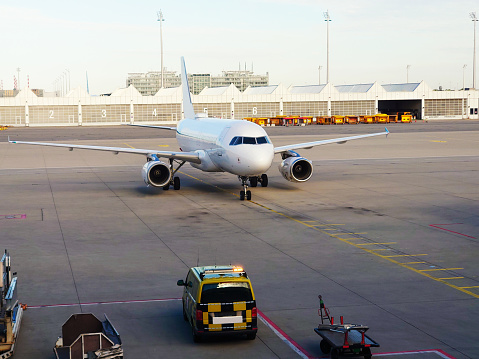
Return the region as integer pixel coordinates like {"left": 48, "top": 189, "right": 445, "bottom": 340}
{"left": 378, "top": 99, "right": 422, "bottom": 119}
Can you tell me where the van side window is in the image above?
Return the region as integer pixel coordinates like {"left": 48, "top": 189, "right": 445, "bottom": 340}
{"left": 191, "top": 278, "right": 199, "bottom": 300}
{"left": 185, "top": 271, "right": 200, "bottom": 300}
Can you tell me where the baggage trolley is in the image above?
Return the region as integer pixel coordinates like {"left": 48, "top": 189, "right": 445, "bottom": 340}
{"left": 314, "top": 295, "right": 379, "bottom": 359}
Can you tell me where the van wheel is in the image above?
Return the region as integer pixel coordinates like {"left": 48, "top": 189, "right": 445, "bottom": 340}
{"left": 246, "top": 333, "right": 256, "bottom": 340}
{"left": 192, "top": 329, "right": 201, "bottom": 343}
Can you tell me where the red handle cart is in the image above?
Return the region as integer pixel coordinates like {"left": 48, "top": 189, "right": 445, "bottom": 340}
{"left": 314, "top": 295, "right": 379, "bottom": 359}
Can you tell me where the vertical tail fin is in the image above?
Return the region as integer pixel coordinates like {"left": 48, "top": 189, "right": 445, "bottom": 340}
{"left": 180, "top": 57, "right": 196, "bottom": 119}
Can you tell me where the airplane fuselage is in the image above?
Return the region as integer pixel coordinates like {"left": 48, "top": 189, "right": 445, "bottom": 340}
{"left": 176, "top": 118, "right": 274, "bottom": 176}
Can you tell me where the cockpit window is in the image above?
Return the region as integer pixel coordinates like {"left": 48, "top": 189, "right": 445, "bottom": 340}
{"left": 229, "top": 136, "right": 271, "bottom": 146}
{"left": 243, "top": 137, "right": 256, "bottom": 144}
{"left": 229, "top": 136, "right": 242, "bottom": 145}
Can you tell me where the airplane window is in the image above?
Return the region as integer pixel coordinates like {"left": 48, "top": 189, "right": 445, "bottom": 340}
{"left": 256, "top": 136, "right": 269, "bottom": 144}
{"left": 229, "top": 136, "right": 243, "bottom": 146}
{"left": 230, "top": 136, "right": 270, "bottom": 145}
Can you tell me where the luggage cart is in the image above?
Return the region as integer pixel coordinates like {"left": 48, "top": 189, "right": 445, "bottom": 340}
{"left": 1, "top": 250, "right": 25, "bottom": 359}
{"left": 314, "top": 296, "right": 379, "bottom": 359}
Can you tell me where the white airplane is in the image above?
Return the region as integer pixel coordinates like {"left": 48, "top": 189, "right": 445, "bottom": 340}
{"left": 9, "top": 57, "right": 388, "bottom": 201}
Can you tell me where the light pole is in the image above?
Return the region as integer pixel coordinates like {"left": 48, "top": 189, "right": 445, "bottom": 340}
{"left": 463, "top": 64, "right": 467, "bottom": 118}
{"left": 318, "top": 65, "right": 322, "bottom": 85}
{"left": 157, "top": 10, "right": 165, "bottom": 89}
{"left": 66, "top": 69, "right": 70, "bottom": 93}
{"left": 16, "top": 68, "right": 21, "bottom": 90}
{"left": 406, "top": 65, "right": 411, "bottom": 83}
{"left": 324, "top": 10, "right": 331, "bottom": 84}
{"left": 471, "top": 12, "right": 478, "bottom": 89}
{"left": 63, "top": 71, "right": 68, "bottom": 95}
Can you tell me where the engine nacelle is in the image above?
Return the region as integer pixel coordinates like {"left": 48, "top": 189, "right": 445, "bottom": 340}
{"left": 278, "top": 156, "right": 313, "bottom": 182}
{"left": 142, "top": 160, "right": 172, "bottom": 187}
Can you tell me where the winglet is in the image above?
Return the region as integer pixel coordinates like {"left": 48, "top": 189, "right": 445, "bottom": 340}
{"left": 385, "top": 127, "right": 389, "bottom": 137}
{"left": 7, "top": 136, "right": 14, "bottom": 143}
{"left": 180, "top": 57, "right": 196, "bottom": 120}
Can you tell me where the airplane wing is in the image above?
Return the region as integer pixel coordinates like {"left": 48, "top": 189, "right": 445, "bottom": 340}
{"left": 274, "top": 128, "right": 389, "bottom": 154}
{"left": 8, "top": 138, "right": 201, "bottom": 164}
{"left": 127, "top": 124, "right": 177, "bottom": 130}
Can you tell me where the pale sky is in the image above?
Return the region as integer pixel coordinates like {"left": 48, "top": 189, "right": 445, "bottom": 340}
{"left": 1, "top": 1, "right": 477, "bottom": 94}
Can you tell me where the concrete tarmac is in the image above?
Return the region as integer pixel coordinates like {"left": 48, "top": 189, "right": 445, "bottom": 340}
{"left": 1, "top": 121, "right": 478, "bottom": 359}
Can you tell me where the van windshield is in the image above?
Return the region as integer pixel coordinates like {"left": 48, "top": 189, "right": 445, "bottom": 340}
{"left": 201, "top": 282, "right": 253, "bottom": 303}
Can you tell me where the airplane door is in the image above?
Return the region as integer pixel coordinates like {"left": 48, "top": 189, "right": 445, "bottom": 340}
{"left": 216, "top": 126, "right": 231, "bottom": 164}
{"left": 217, "top": 126, "right": 231, "bottom": 156}
{"left": 218, "top": 126, "right": 231, "bottom": 144}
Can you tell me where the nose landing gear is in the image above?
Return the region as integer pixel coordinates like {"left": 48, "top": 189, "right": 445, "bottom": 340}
{"left": 239, "top": 176, "right": 252, "bottom": 201}
{"left": 239, "top": 174, "right": 268, "bottom": 201}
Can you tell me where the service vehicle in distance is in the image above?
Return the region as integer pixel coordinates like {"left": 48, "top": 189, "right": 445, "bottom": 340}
{"left": 177, "top": 265, "right": 257, "bottom": 342}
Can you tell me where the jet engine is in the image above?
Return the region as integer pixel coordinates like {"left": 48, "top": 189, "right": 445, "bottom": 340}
{"left": 278, "top": 156, "right": 313, "bottom": 182}
{"left": 142, "top": 160, "right": 172, "bottom": 187}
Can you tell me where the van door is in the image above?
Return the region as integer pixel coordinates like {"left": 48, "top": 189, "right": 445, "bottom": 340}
{"left": 185, "top": 271, "right": 199, "bottom": 323}
{"left": 198, "top": 281, "right": 255, "bottom": 333}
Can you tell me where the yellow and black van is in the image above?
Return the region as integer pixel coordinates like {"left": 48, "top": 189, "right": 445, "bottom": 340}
{"left": 177, "top": 265, "right": 257, "bottom": 342}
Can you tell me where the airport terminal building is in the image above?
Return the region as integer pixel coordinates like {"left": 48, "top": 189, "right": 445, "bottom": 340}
{"left": 0, "top": 81, "right": 478, "bottom": 126}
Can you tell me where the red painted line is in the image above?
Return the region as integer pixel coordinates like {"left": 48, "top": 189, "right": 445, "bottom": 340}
{"left": 28, "top": 297, "right": 181, "bottom": 309}
{"left": 0, "top": 214, "right": 26, "bottom": 220}
{"left": 430, "top": 224, "right": 476, "bottom": 239}
{"left": 28, "top": 299, "right": 457, "bottom": 359}
{"left": 375, "top": 349, "right": 456, "bottom": 358}
{"left": 258, "top": 309, "right": 314, "bottom": 359}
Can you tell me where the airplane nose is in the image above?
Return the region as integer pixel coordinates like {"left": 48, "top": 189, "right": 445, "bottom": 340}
{"left": 238, "top": 148, "right": 274, "bottom": 175}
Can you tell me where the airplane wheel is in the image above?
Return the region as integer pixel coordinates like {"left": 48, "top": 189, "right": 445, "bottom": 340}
{"left": 173, "top": 176, "right": 180, "bottom": 190}
{"left": 249, "top": 177, "right": 258, "bottom": 187}
{"left": 246, "top": 190, "right": 252, "bottom": 201}
{"left": 163, "top": 183, "right": 170, "bottom": 190}
{"left": 260, "top": 174, "right": 268, "bottom": 187}
{"left": 240, "top": 191, "right": 245, "bottom": 201}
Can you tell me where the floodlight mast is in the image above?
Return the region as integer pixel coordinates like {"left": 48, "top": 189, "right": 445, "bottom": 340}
{"left": 16, "top": 68, "right": 20, "bottom": 90}
{"left": 471, "top": 12, "right": 478, "bottom": 89}
{"left": 463, "top": 64, "right": 467, "bottom": 119}
{"left": 157, "top": 10, "right": 165, "bottom": 89}
{"left": 324, "top": 10, "right": 331, "bottom": 84}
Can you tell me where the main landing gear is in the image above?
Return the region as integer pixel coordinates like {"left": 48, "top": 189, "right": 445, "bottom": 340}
{"left": 163, "top": 159, "right": 186, "bottom": 191}
{"left": 238, "top": 174, "right": 268, "bottom": 201}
